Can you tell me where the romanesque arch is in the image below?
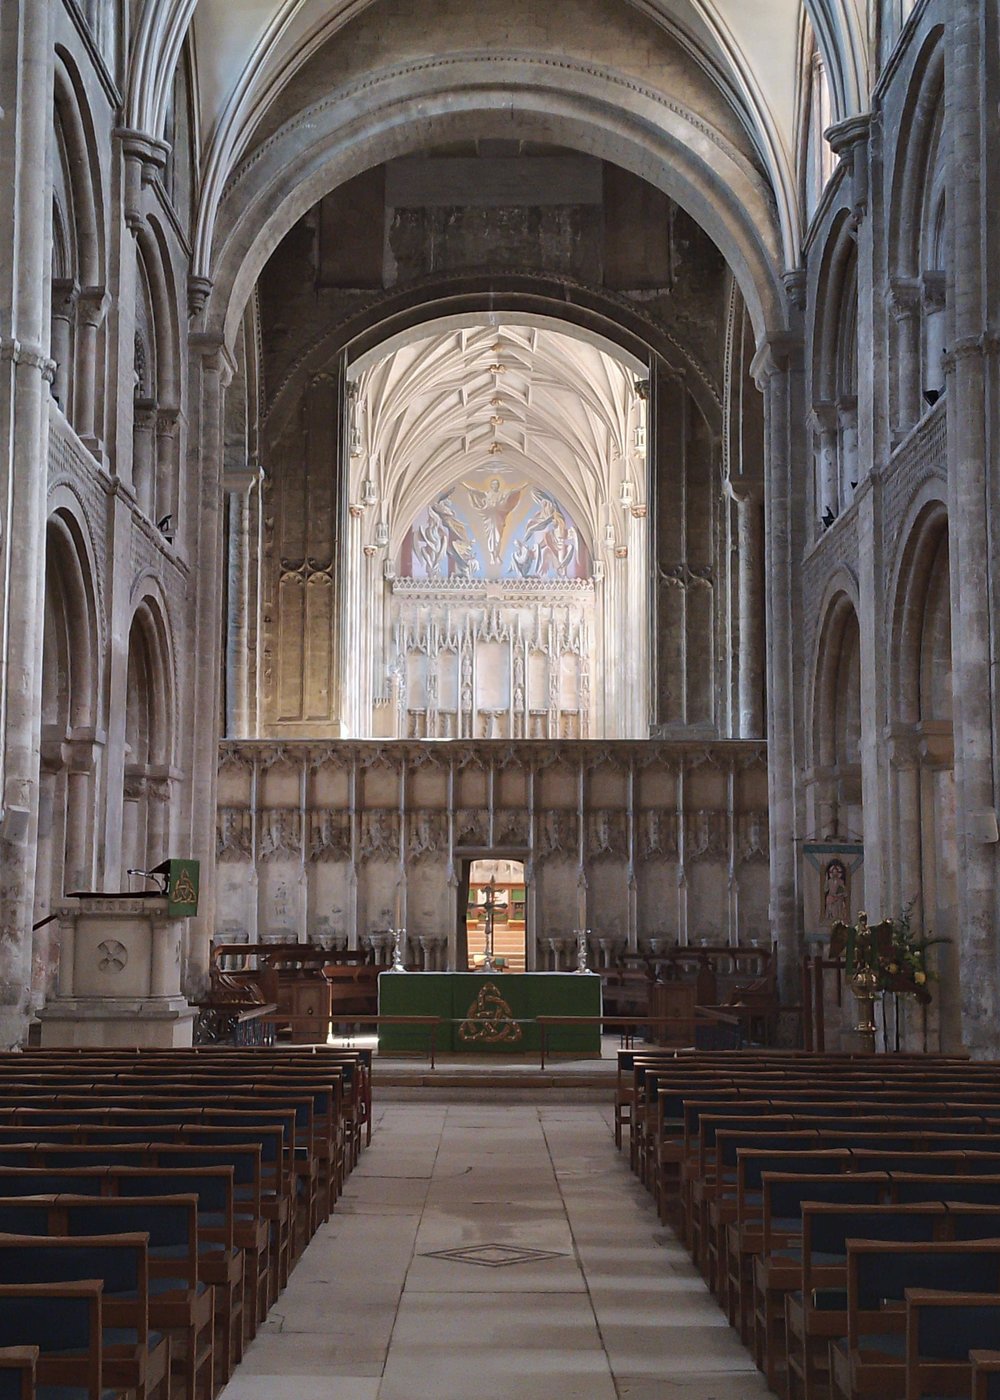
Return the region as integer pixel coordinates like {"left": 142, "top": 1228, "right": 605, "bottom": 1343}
{"left": 51, "top": 47, "right": 106, "bottom": 450}
{"left": 122, "top": 593, "right": 176, "bottom": 879}
{"left": 810, "top": 210, "right": 859, "bottom": 528}
{"left": 34, "top": 507, "right": 101, "bottom": 1004}
{"left": 887, "top": 497, "right": 956, "bottom": 1045}
{"left": 886, "top": 28, "right": 947, "bottom": 432}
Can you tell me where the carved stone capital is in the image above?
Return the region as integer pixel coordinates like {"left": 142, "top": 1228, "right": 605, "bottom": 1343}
{"left": 51, "top": 278, "right": 80, "bottom": 321}
{"left": 888, "top": 278, "right": 921, "bottom": 323}
{"left": 77, "top": 287, "right": 110, "bottom": 329}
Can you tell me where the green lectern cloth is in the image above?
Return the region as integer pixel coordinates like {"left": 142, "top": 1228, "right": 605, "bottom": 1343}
{"left": 377, "top": 972, "right": 602, "bottom": 1053}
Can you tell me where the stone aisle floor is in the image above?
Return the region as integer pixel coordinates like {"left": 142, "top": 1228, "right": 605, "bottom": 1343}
{"left": 219, "top": 1102, "right": 776, "bottom": 1400}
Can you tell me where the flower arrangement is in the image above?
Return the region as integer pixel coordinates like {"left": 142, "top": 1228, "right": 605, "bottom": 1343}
{"left": 828, "top": 901, "right": 948, "bottom": 1006}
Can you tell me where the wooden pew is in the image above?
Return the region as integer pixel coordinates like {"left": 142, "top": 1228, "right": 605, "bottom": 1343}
{"left": 0, "top": 1347, "right": 36, "bottom": 1400}
{"left": 0, "top": 1281, "right": 110, "bottom": 1399}
{"left": 0, "top": 1233, "right": 170, "bottom": 1400}
{"left": 904, "top": 1290, "right": 1000, "bottom": 1399}
{"left": 972, "top": 1349, "right": 1000, "bottom": 1400}
{"left": 0, "top": 1195, "right": 212, "bottom": 1400}
{"left": 829, "top": 1239, "right": 1000, "bottom": 1400}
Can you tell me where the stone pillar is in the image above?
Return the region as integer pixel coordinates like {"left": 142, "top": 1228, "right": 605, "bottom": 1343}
{"left": 74, "top": 287, "right": 108, "bottom": 452}
{"left": 921, "top": 272, "right": 947, "bottom": 400}
{"left": 854, "top": 473, "right": 889, "bottom": 920}
{"left": 63, "top": 741, "right": 97, "bottom": 894}
{"left": 183, "top": 334, "right": 234, "bottom": 981}
{"left": 945, "top": 0, "right": 1000, "bottom": 1055}
{"left": 49, "top": 279, "right": 78, "bottom": 415}
{"left": 132, "top": 400, "right": 157, "bottom": 516}
{"left": 729, "top": 482, "right": 765, "bottom": 738}
{"left": 753, "top": 336, "right": 806, "bottom": 1001}
{"left": 0, "top": 0, "right": 55, "bottom": 1049}
{"left": 810, "top": 401, "right": 839, "bottom": 524}
{"left": 889, "top": 279, "right": 922, "bottom": 436}
{"left": 224, "top": 466, "right": 260, "bottom": 737}
{"left": 155, "top": 408, "right": 180, "bottom": 538}
{"left": 837, "top": 396, "right": 858, "bottom": 502}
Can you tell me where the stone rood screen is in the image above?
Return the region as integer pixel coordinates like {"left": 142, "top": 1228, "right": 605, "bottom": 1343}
{"left": 215, "top": 738, "right": 771, "bottom": 970}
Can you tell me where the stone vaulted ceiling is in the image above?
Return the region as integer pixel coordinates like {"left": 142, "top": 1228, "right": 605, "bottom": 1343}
{"left": 128, "top": 0, "right": 869, "bottom": 283}
{"left": 349, "top": 321, "right": 646, "bottom": 563}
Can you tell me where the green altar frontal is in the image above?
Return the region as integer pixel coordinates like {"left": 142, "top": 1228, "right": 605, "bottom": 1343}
{"left": 377, "top": 972, "right": 602, "bottom": 1054}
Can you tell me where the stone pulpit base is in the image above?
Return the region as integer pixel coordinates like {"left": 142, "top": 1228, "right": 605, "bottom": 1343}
{"left": 38, "top": 895, "right": 195, "bottom": 1047}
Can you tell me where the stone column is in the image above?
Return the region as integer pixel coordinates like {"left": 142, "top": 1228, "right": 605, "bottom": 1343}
{"left": 946, "top": 0, "right": 1000, "bottom": 1055}
{"left": 810, "top": 401, "right": 839, "bottom": 524}
{"left": 132, "top": 400, "right": 157, "bottom": 516}
{"left": 889, "top": 279, "right": 922, "bottom": 436}
{"left": 0, "top": 0, "right": 55, "bottom": 1049}
{"left": 183, "top": 334, "right": 234, "bottom": 981}
{"left": 49, "top": 279, "right": 78, "bottom": 415}
{"left": 155, "top": 408, "right": 180, "bottom": 538}
{"left": 921, "top": 272, "right": 947, "bottom": 400}
{"left": 224, "top": 465, "right": 260, "bottom": 737}
{"left": 74, "top": 287, "right": 108, "bottom": 453}
{"left": 63, "top": 741, "right": 97, "bottom": 894}
{"left": 146, "top": 777, "right": 172, "bottom": 870}
{"left": 837, "top": 396, "right": 858, "bottom": 502}
{"left": 854, "top": 473, "right": 889, "bottom": 920}
{"left": 753, "top": 336, "right": 806, "bottom": 1001}
{"left": 729, "top": 482, "right": 765, "bottom": 738}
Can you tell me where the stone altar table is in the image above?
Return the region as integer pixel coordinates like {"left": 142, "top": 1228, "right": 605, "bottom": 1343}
{"left": 377, "top": 972, "right": 601, "bottom": 1054}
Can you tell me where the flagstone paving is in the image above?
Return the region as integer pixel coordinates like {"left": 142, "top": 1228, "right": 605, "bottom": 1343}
{"left": 220, "top": 1101, "right": 776, "bottom": 1400}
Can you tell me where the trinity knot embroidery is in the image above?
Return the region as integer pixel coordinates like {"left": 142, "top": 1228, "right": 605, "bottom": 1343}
{"left": 171, "top": 869, "right": 198, "bottom": 906}
{"left": 458, "top": 982, "right": 523, "bottom": 1045}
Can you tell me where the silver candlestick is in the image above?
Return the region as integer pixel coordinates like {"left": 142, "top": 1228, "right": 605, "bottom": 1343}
{"left": 388, "top": 927, "right": 408, "bottom": 973}
{"left": 575, "top": 928, "right": 594, "bottom": 974}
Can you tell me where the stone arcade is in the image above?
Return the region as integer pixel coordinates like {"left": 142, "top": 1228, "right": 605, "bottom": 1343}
{"left": 0, "top": 0, "right": 996, "bottom": 1062}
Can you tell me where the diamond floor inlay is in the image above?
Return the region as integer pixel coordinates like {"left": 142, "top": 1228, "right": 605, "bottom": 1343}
{"left": 420, "top": 1242, "right": 567, "bottom": 1267}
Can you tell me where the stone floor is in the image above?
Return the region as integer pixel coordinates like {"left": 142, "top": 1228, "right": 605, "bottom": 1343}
{"left": 219, "top": 1101, "right": 776, "bottom": 1400}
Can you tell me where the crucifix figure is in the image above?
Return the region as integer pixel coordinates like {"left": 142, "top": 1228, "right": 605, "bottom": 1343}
{"left": 480, "top": 876, "right": 500, "bottom": 973}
